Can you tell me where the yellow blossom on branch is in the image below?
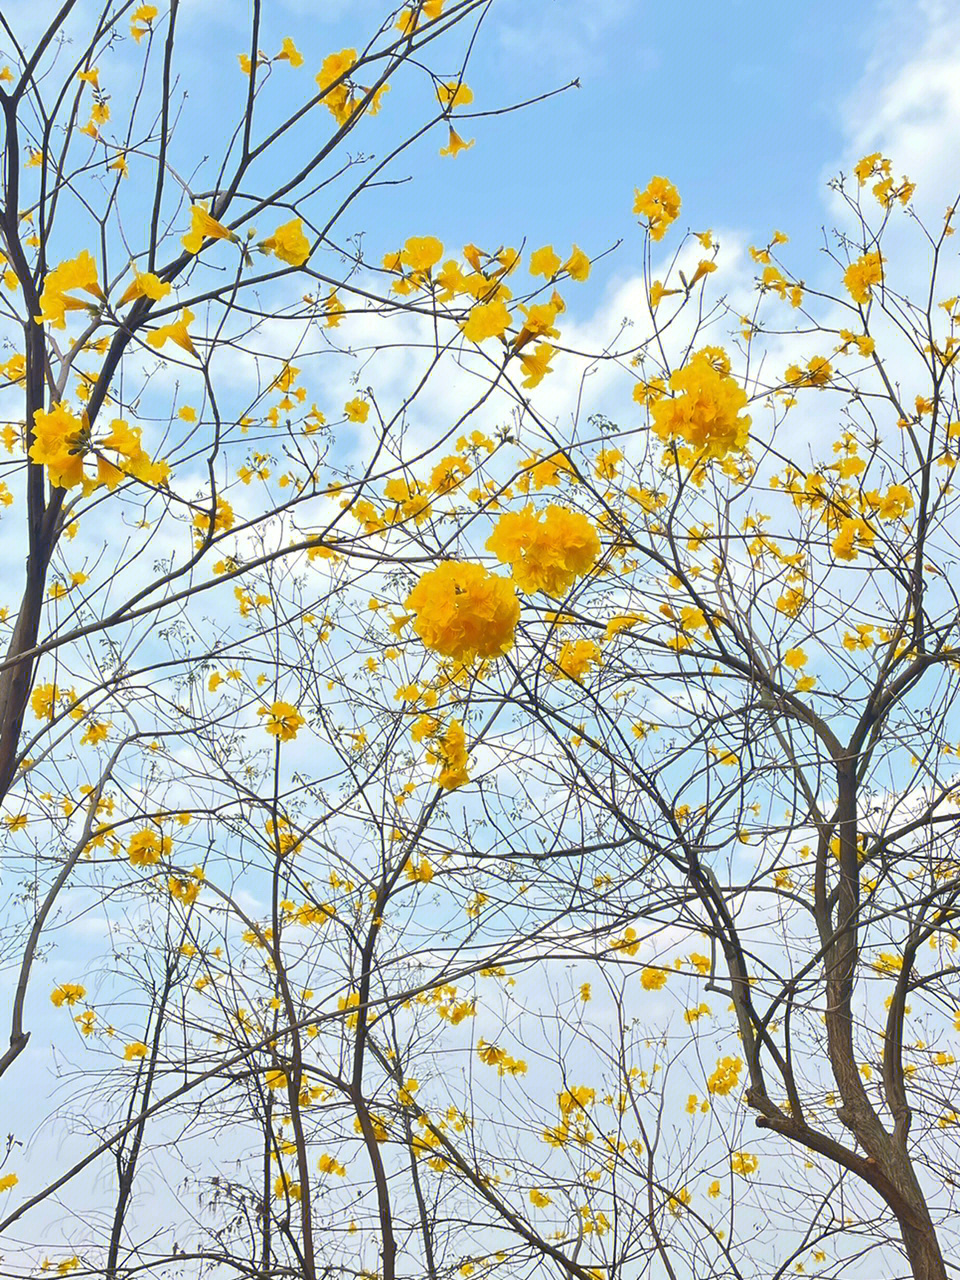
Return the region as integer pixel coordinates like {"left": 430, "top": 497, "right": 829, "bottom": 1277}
{"left": 486, "top": 505, "right": 600, "bottom": 595}
{"left": 259, "top": 217, "right": 311, "bottom": 266}
{"left": 633, "top": 176, "right": 681, "bottom": 240}
{"left": 405, "top": 561, "right": 520, "bottom": 662}
{"left": 181, "top": 204, "right": 238, "bottom": 255}
{"left": 258, "top": 701, "right": 306, "bottom": 741}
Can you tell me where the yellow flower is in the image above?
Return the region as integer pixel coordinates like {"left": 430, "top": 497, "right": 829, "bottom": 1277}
{"left": 400, "top": 235, "right": 443, "bottom": 273}
{"left": 127, "top": 828, "right": 171, "bottom": 866}
{"left": 633, "top": 176, "right": 681, "bottom": 240}
{"left": 529, "top": 1188, "right": 552, "bottom": 1208}
{"left": 730, "top": 1151, "right": 758, "bottom": 1176}
{"left": 50, "top": 983, "right": 86, "bottom": 1007}
{"left": 518, "top": 342, "right": 555, "bottom": 388}
{"left": 486, "top": 505, "right": 600, "bottom": 595}
{"left": 118, "top": 268, "right": 171, "bottom": 305}
{"left": 650, "top": 347, "right": 750, "bottom": 461}
{"left": 316, "top": 48, "right": 356, "bottom": 90}
{"left": 529, "top": 245, "right": 562, "bottom": 279}
{"left": 123, "top": 1041, "right": 148, "bottom": 1060}
{"left": 640, "top": 966, "right": 667, "bottom": 990}
{"left": 783, "top": 647, "right": 807, "bottom": 669}
{"left": 146, "top": 308, "right": 197, "bottom": 356}
{"left": 436, "top": 81, "right": 474, "bottom": 109}
{"left": 38, "top": 251, "right": 103, "bottom": 328}
{"left": 258, "top": 700, "right": 306, "bottom": 741}
{"left": 31, "top": 682, "right": 59, "bottom": 719}
{"left": 843, "top": 251, "right": 884, "bottom": 305}
{"left": 344, "top": 397, "right": 370, "bottom": 423}
{"left": 276, "top": 37, "right": 304, "bottom": 68}
{"left": 405, "top": 561, "right": 520, "bottom": 662}
{"left": 181, "top": 204, "right": 238, "bottom": 255}
{"left": 460, "top": 299, "right": 512, "bottom": 343}
{"left": 260, "top": 217, "right": 310, "bottom": 266}
{"left": 439, "top": 126, "right": 474, "bottom": 158}
{"left": 564, "top": 245, "right": 590, "bottom": 281}
{"left": 0, "top": 1173, "right": 18, "bottom": 1191}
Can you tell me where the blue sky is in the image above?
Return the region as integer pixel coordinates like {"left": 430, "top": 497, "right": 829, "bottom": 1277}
{"left": 135, "top": 0, "right": 904, "bottom": 305}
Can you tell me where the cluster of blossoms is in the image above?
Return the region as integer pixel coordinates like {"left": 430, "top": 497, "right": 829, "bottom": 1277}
{"left": 30, "top": 406, "right": 169, "bottom": 491}
{"left": 649, "top": 346, "right": 751, "bottom": 462}
{"left": 707, "top": 1055, "right": 744, "bottom": 1096}
{"left": 258, "top": 701, "right": 307, "bottom": 741}
{"left": 127, "top": 828, "right": 172, "bottom": 867}
{"left": 476, "top": 1039, "right": 528, "bottom": 1076}
{"left": 633, "top": 175, "right": 681, "bottom": 240}
{"left": 315, "top": 48, "right": 389, "bottom": 128}
{"left": 485, "top": 505, "right": 601, "bottom": 595}
{"left": 424, "top": 719, "right": 470, "bottom": 790}
{"left": 552, "top": 638, "right": 602, "bottom": 682}
{"left": 405, "top": 562, "right": 520, "bottom": 662}
{"left": 853, "top": 152, "right": 916, "bottom": 208}
{"left": 37, "top": 250, "right": 103, "bottom": 327}
{"left": 844, "top": 250, "right": 885, "bottom": 305}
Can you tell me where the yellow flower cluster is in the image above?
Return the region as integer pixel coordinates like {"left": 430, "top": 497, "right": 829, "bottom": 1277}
{"left": 552, "top": 638, "right": 601, "bottom": 681}
{"left": 486, "top": 505, "right": 600, "bottom": 595}
{"left": 127, "top": 828, "right": 172, "bottom": 866}
{"left": 405, "top": 561, "right": 520, "bottom": 662}
{"left": 650, "top": 348, "right": 751, "bottom": 461}
{"left": 50, "top": 983, "right": 86, "bottom": 1007}
{"left": 424, "top": 719, "right": 470, "bottom": 790}
{"left": 30, "top": 405, "right": 169, "bottom": 492}
{"left": 844, "top": 251, "right": 884, "bottom": 305}
{"left": 477, "top": 1038, "right": 527, "bottom": 1075}
{"left": 315, "top": 48, "right": 388, "bottom": 126}
{"left": 633, "top": 176, "right": 681, "bottom": 241}
{"left": 707, "top": 1055, "right": 743, "bottom": 1096}
{"left": 258, "top": 701, "right": 306, "bottom": 741}
{"left": 37, "top": 251, "right": 103, "bottom": 328}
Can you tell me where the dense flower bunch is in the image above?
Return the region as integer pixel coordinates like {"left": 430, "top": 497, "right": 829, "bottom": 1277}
{"left": 405, "top": 562, "right": 520, "bottom": 662}
{"left": 650, "top": 347, "right": 751, "bottom": 461}
{"left": 844, "top": 250, "right": 885, "bottom": 304}
{"left": 633, "top": 175, "right": 681, "bottom": 241}
{"left": 127, "top": 828, "right": 172, "bottom": 866}
{"left": 707, "top": 1055, "right": 744, "bottom": 1096}
{"left": 485, "top": 505, "right": 601, "bottom": 595}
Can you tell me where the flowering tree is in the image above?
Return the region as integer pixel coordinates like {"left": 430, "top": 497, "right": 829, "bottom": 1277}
{"left": 1, "top": 3, "right": 960, "bottom": 1280}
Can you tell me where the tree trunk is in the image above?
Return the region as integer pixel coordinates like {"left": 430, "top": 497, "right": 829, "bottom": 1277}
{"left": 899, "top": 1207, "right": 947, "bottom": 1280}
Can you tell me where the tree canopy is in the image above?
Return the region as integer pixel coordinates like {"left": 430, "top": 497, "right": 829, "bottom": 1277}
{"left": 1, "top": 5, "right": 959, "bottom": 1280}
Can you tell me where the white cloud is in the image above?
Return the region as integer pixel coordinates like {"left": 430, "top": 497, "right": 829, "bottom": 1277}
{"left": 840, "top": 0, "right": 960, "bottom": 206}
